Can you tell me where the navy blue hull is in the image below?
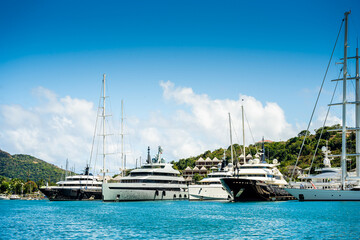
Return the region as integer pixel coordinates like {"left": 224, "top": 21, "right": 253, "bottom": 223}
{"left": 221, "top": 178, "right": 295, "bottom": 201}
{"left": 40, "top": 188, "right": 102, "bottom": 201}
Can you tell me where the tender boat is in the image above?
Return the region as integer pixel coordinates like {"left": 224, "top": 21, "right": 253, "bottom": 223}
{"left": 9, "top": 194, "right": 21, "bottom": 200}
{"left": 0, "top": 194, "right": 10, "bottom": 200}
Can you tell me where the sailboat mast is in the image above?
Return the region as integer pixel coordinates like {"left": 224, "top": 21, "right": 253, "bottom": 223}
{"left": 356, "top": 44, "right": 360, "bottom": 178}
{"left": 228, "top": 113, "right": 234, "bottom": 165}
{"left": 65, "top": 158, "right": 68, "bottom": 178}
{"left": 102, "top": 74, "right": 106, "bottom": 182}
{"left": 121, "top": 99, "right": 124, "bottom": 177}
{"left": 341, "top": 11, "right": 350, "bottom": 189}
{"left": 242, "top": 103, "right": 246, "bottom": 164}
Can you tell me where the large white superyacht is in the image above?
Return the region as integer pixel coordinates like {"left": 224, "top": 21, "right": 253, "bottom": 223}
{"left": 102, "top": 147, "right": 188, "bottom": 202}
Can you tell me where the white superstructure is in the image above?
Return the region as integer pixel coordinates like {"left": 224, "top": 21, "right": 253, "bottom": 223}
{"left": 229, "top": 158, "right": 288, "bottom": 187}
{"left": 39, "top": 166, "right": 103, "bottom": 200}
{"left": 55, "top": 173, "right": 102, "bottom": 189}
{"left": 102, "top": 147, "right": 188, "bottom": 202}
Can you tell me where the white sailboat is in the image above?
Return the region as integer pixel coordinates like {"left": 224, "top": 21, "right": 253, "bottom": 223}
{"left": 285, "top": 11, "right": 360, "bottom": 201}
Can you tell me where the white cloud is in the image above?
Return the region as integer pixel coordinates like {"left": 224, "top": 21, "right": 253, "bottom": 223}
{"left": 0, "top": 87, "right": 97, "bottom": 173}
{"left": 0, "top": 82, "right": 298, "bottom": 174}
{"left": 128, "top": 81, "right": 297, "bottom": 164}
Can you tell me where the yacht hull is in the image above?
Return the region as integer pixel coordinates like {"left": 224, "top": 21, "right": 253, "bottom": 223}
{"left": 188, "top": 184, "right": 232, "bottom": 201}
{"left": 284, "top": 188, "right": 360, "bottom": 201}
{"left": 221, "top": 178, "right": 295, "bottom": 202}
{"left": 102, "top": 183, "right": 188, "bottom": 202}
{"left": 40, "top": 187, "right": 102, "bottom": 201}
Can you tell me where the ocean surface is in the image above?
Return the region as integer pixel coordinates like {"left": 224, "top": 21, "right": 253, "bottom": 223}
{"left": 1, "top": 200, "right": 359, "bottom": 239}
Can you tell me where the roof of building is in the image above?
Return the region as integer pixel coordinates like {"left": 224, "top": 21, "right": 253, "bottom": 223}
{"left": 213, "top": 157, "right": 220, "bottom": 162}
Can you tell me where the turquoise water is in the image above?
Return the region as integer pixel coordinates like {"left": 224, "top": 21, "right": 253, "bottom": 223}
{"left": 1, "top": 200, "right": 359, "bottom": 239}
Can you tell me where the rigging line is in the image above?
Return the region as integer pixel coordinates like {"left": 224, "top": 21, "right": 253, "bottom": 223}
{"left": 94, "top": 129, "right": 101, "bottom": 176}
{"left": 87, "top": 81, "right": 103, "bottom": 176}
{"left": 230, "top": 118, "right": 241, "bottom": 153}
{"left": 230, "top": 117, "right": 241, "bottom": 160}
{"left": 309, "top": 69, "right": 342, "bottom": 173}
{"left": 244, "top": 111, "right": 258, "bottom": 153}
{"left": 290, "top": 18, "right": 344, "bottom": 181}
{"left": 93, "top": 81, "right": 106, "bottom": 178}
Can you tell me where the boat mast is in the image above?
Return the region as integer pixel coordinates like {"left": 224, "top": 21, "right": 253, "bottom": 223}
{"left": 341, "top": 11, "right": 350, "bottom": 189}
{"left": 102, "top": 74, "right": 107, "bottom": 183}
{"left": 65, "top": 158, "right": 68, "bottom": 179}
{"left": 121, "top": 99, "right": 124, "bottom": 177}
{"left": 242, "top": 101, "right": 246, "bottom": 164}
{"left": 228, "top": 113, "right": 234, "bottom": 166}
{"left": 356, "top": 43, "right": 360, "bottom": 178}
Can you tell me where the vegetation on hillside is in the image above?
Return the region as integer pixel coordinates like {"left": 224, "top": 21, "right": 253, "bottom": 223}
{"left": 172, "top": 124, "right": 357, "bottom": 178}
{"left": 0, "top": 176, "right": 39, "bottom": 195}
{"left": 0, "top": 149, "right": 71, "bottom": 188}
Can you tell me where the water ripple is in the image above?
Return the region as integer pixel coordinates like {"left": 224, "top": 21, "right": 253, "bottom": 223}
{"left": 1, "top": 200, "right": 359, "bottom": 239}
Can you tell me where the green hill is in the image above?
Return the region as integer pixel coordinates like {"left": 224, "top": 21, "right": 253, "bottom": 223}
{"left": 0, "top": 149, "right": 67, "bottom": 185}
{"left": 172, "top": 124, "right": 357, "bottom": 178}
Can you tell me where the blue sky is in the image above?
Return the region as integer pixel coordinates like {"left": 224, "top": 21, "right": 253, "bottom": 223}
{"left": 0, "top": 0, "right": 359, "bottom": 172}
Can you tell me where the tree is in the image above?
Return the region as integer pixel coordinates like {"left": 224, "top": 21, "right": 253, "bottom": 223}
{"left": 193, "top": 173, "right": 203, "bottom": 183}
{"left": 0, "top": 180, "right": 10, "bottom": 193}
{"left": 298, "top": 130, "right": 310, "bottom": 137}
{"left": 10, "top": 178, "right": 24, "bottom": 195}
{"left": 24, "top": 181, "right": 38, "bottom": 194}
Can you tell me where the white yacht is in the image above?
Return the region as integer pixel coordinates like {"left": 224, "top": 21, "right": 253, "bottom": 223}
{"left": 285, "top": 11, "right": 360, "bottom": 201}
{"left": 188, "top": 166, "right": 233, "bottom": 201}
{"left": 102, "top": 147, "right": 188, "bottom": 202}
{"left": 40, "top": 166, "right": 102, "bottom": 201}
